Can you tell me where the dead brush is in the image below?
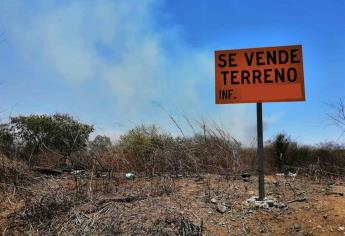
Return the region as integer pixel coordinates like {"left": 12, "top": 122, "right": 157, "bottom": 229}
{"left": 52, "top": 202, "right": 123, "bottom": 236}
{"left": 0, "top": 153, "right": 34, "bottom": 210}
{"left": 5, "top": 177, "right": 92, "bottom": 235}
{"left": 0, "top": 153, "right": 33, "bottom": 187}
{"left": 113, "top": 116, "right": 245, "bottom": 178}
{"left": 151, "top": 214, "right": 203, "bottom": 236}
{"left": 150, "top": 176, "right": 176, "bottom": 197}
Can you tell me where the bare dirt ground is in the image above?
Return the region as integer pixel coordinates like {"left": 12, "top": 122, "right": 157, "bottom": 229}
{"left": 1, "top": 173, "right": 345, "bottom": 235}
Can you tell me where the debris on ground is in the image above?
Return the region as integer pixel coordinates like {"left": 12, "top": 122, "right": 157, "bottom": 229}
{"left": 125, "top": 173, "right": 136, "bottom": 180}
{"left": 288, "top": 171, "right": 298, "bottom": 181}
{"left": 1, "top": 174, "right": 345, "bottom": 235}
{"left": 292, "top": 222, "right": 301, "bottom": 232}
{"left": 325, "top": 191, "right": 344, "bottom": 196}
{"left": 210, "top": 198, "right": 217, "bottom": 204}
{"left": 71, "top": 170, "right": 85, "bottom": 175}
{"left": 216, "top": 204, "right": 227, "bottom": 214}
{"left": 244, "top": 195, "right": 287, "bottom": 209}
{"left": 240, "top": 172, "right": 251, "bottom": 182}
{"left": 33, "top": 167, "right": 62, "bottom": 175}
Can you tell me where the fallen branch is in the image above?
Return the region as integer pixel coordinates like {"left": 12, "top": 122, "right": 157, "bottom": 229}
{"left": 96, "top": 196, "right": 146, "bottom": 205}
{"left": 287, "top": 197, "right": 307, "bottom": 204}
{"left": 32, "top": 167, "right": 62, "bottom": 175}
{"left": 325, "top": 192, "right": 344, "bottom": 196}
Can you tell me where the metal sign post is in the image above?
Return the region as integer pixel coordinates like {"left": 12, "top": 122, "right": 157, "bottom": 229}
{"left": 256, "top": 102, "right": 265, "bottom": 200}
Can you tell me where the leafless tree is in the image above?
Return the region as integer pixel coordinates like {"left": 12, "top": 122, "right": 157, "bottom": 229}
{"left": 328, "top": 98, "right": 345, "bottom": 139}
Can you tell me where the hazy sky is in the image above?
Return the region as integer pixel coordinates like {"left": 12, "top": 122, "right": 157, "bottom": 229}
{"left": 0, "top": 0, "right": 344, "bottom": 145}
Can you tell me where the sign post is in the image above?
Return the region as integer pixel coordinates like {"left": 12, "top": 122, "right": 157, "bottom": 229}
{"left": 256, "top": 102, "right": 264, "bottom": 200}
{"left": 214, "top": 45, "right": 305, "bottom": 200}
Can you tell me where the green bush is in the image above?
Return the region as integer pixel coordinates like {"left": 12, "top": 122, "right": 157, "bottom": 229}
{"left": 10, "top": 113, "right": 94, "bottom": 162}
{"left": 89, "top": 135, "right": 112, "bottom": 154}
{"left": 117, "top": 125, "right": 171, "bottom": 174}
{"left": 271, "top": 133, "right": 291, "bottom": 171}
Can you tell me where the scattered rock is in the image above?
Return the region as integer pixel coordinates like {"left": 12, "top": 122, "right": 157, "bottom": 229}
{"left": 338, "top": 226, "right": 345, "bottom": 232}
{"left": 244, "top": 195, "right": 287, "bottom": 210}
{"left": 292, "top": 223, "right": 301, "bottom": 231}
{"left": 266, "top": 200, "right": 274, "bottom": 207}
{"left": 304, "top": 232, "right": 314, "bottom": 236}
{"left": 274, "top": 202, "right": 287, "bottom": 208}
{"left": 216, "top": 204, "right": 227, "bottom": 214}
{"left": 210, "top": 198, "right": 217, "bottom": 204}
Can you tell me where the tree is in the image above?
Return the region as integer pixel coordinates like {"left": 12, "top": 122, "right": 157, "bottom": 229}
{"left": 272, "top": 133, "right": 290, "bottom": 172}
{"left": 89, "top": 135, "right": 112, "bottom": 154}
{"left": 0, "top": 123, "right": 14, "bottom": 156}
{"left": 11, "top": 113, "right": 94, "bottom": 161}
{"left": 328, "top": 98, "right": 345, "bottom": 139}
{"left": 117, "top": 125, "right": 167, "bottom": 175}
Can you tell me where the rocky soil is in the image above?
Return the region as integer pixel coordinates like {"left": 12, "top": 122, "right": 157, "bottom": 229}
{"left": 1, "top": 173, "right": 345, "bottom": 235}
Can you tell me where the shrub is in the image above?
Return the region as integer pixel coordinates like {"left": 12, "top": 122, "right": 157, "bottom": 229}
{"left": 10, "top": 113, "right": 94, "bottom": 163}
{"left": 0, "top": 123, "right": 14, "bottom": 156}
{"left": 117, "top": 125, "right": 171, "bottom": 175}
{"left": 89, "top": 135, "right": 112, "bottom": 154}
{"left": 116, "top": 122, "right": 243, "bottom": 176}
{"left": 271, "top": 133, "right": 291, "bottom": 171}
{"left": 0, "top": 153, "right": 33, "bottom": 187}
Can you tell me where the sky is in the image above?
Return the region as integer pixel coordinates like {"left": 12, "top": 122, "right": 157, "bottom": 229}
{"left": 0, "top": 0, "right": 344, "bottom": 145}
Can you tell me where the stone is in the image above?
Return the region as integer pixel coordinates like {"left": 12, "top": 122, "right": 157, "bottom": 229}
{"left": 266, "top": 200, "right": 275, "bottom": 207}
{"left": 293, "top": 223, "right": 301, "bottom": 231}
{"left": 217, "top": 204, "right": 227, "bottom": 214}
{"left": 210, "top": 198, "right": 217, "bottom": 204}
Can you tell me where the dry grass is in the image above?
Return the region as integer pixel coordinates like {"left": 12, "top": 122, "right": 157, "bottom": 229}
{"left": 1, "top": 172, "right": 345, "bottom": 235}
{"left": 1, "top": 118, "right": 344, "bottom": 235}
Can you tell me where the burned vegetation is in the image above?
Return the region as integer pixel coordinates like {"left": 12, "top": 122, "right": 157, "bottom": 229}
{"left": 0, "top": 113, "right": 345, "bottom": 235}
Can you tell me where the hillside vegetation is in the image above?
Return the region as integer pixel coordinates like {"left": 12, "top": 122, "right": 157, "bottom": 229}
{"left": 0, "top": 113, "right": 344, "bottom": 235}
